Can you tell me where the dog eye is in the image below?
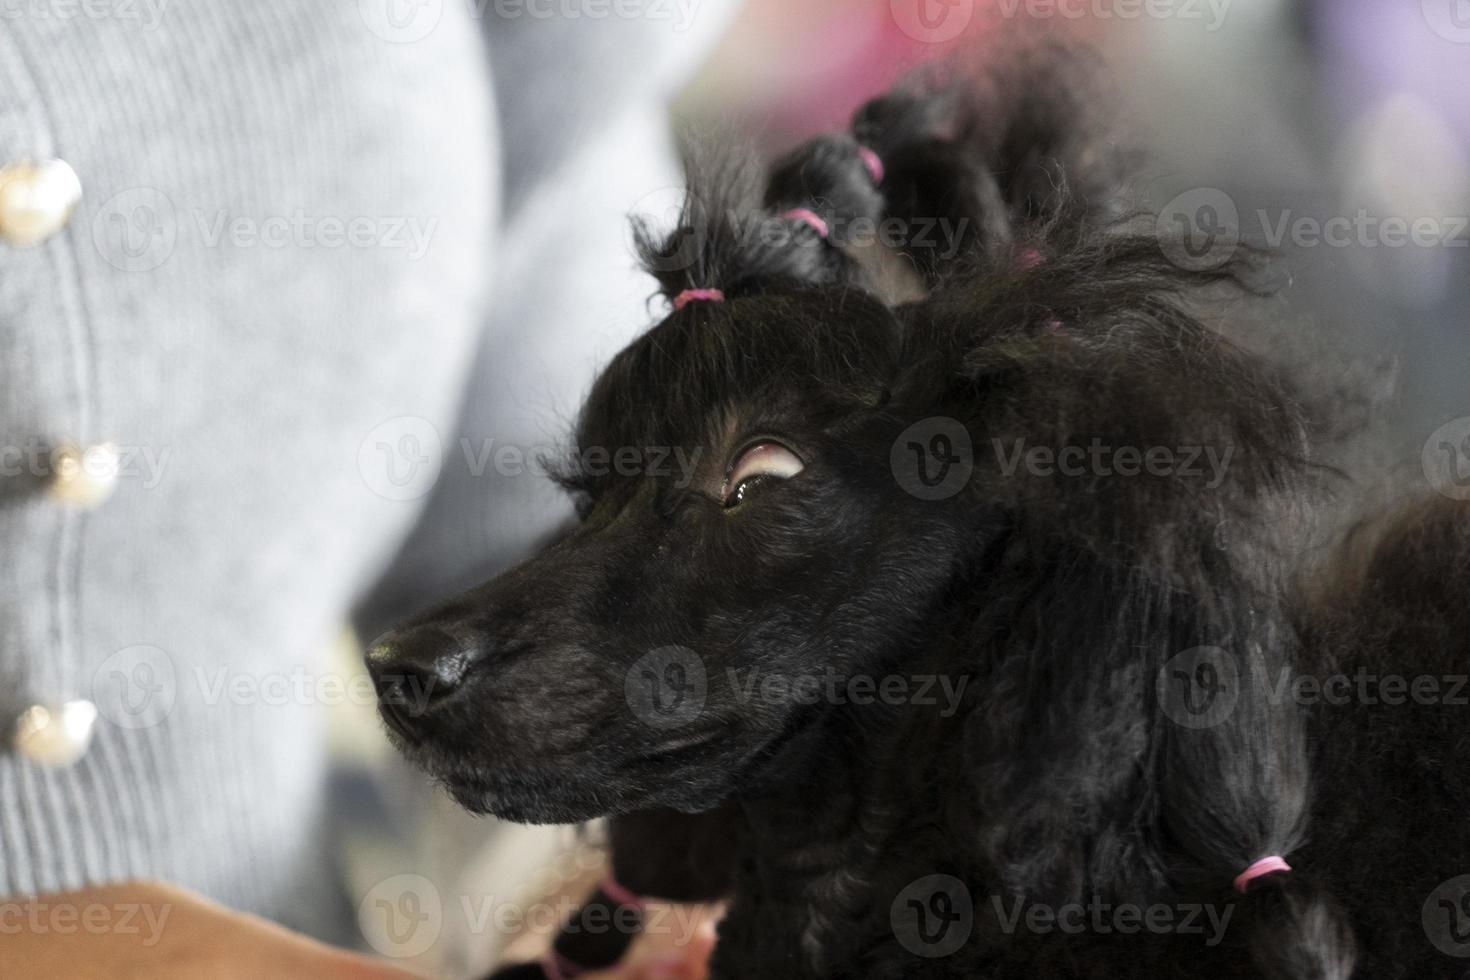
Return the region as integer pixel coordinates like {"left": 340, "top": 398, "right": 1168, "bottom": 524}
{"left": 722, "top": 441, "right": 804, "bottom": 507}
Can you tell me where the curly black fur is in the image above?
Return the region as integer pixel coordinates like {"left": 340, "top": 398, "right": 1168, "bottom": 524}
{"left": 367, "top": 42, "right": 1470, "bottom": 979}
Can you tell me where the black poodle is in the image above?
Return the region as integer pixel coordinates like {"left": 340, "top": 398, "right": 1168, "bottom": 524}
{"left": 366, "top": 45, "right": 1470, "bottom": 979}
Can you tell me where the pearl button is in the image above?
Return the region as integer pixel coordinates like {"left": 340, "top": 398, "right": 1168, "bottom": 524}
{"left": 0, "top": 160, "right": 82, "bottom": 247}
{"left": 48, "top": 442, "right": 120, "bottom": 509}
{"left": 12, "top": 701, "right": 98, "bottom": 768}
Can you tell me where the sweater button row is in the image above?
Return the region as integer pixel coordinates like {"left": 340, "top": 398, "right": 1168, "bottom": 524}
{"left": 3, "top": 159, "right": 102, "bottom": 768}
{"left": 10, "top": 439, "right": 119, "bottom": 766}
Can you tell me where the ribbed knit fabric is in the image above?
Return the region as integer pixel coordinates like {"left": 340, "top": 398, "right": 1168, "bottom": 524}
{"left": 0, "top": 0, "right": 736, "bottom": 941}
{"left": 0, "top": 3, "right": 499, "bottom": 936}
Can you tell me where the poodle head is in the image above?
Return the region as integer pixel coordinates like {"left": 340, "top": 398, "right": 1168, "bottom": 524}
{"left": 365, "top": 289, "right": 974, "bottom": 823}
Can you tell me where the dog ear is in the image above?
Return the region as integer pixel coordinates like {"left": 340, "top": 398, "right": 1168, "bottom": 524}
{"left": 1294, "top": 495, "right": 1470, "bottom": 963}
{"left": 907, "top": 231, "right": 1355, "bottom": 973}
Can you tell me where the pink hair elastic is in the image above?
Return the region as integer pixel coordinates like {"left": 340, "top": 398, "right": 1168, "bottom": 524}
{"left": 673, "top": 287, "right": 725, "bottom": 311}
{"left": 541, "top": 950, "right": 587, "bottom": 980}
{"left": 781, "top": 207, "right": 830, "bottom": 239}
{"left": 538, "top": 878, "right": 647, "bottom": 980}
{"left": 857, "top": 145, "right": 885, "bottom": 184}
{"left": 1013, "top": 247, "right": 1047, "bottom": 271}
{"left": 1234, "top": 856, "right": 1292, "bottom": 893}
{"left": 600, "top": 875, "right": 646, "bottom": 908}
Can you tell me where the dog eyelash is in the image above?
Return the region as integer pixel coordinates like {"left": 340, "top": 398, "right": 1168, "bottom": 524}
{"left": 547, "top": 466, "right": 598, "bottom": 520}
{"left": 724, "top": 473, "right": 773, "bottom": 508}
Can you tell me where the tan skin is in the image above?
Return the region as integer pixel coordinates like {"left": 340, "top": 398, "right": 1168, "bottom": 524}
{"left": 4, "top": 882, "right": 713, "bottom": 980}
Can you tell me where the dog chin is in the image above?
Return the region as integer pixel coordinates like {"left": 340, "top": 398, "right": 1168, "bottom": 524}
{"left": 446, "top": 780, "right": 609, "bottom": 824}
{"left": 433, "top": 767, "right": 644, "bottom": 824}
{"left": 435, "top": 761, "right": 733, "bottom": 824}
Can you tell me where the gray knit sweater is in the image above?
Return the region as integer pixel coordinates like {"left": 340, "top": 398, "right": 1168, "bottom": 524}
{"left": 0, "top": 0, "right": 731, "bottom": 937}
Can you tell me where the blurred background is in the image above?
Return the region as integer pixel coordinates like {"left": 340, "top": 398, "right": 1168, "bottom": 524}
{"left": 676, "top": 0, "right": 1468, "bottom": 436}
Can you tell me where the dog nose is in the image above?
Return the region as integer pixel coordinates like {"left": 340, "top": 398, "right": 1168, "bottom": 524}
{"left": 365, "top": 626, "right": 482, "bottom": 739}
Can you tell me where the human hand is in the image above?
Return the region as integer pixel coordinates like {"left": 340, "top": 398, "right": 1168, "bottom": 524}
{"left": 0, "top": 880, "right": 425, "bottom": 980}
{"left": 489, "top": 902, "right": 718, "bottom": 980}
{"left": 585, "top": 906, "right": 717, "bottom": 980}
